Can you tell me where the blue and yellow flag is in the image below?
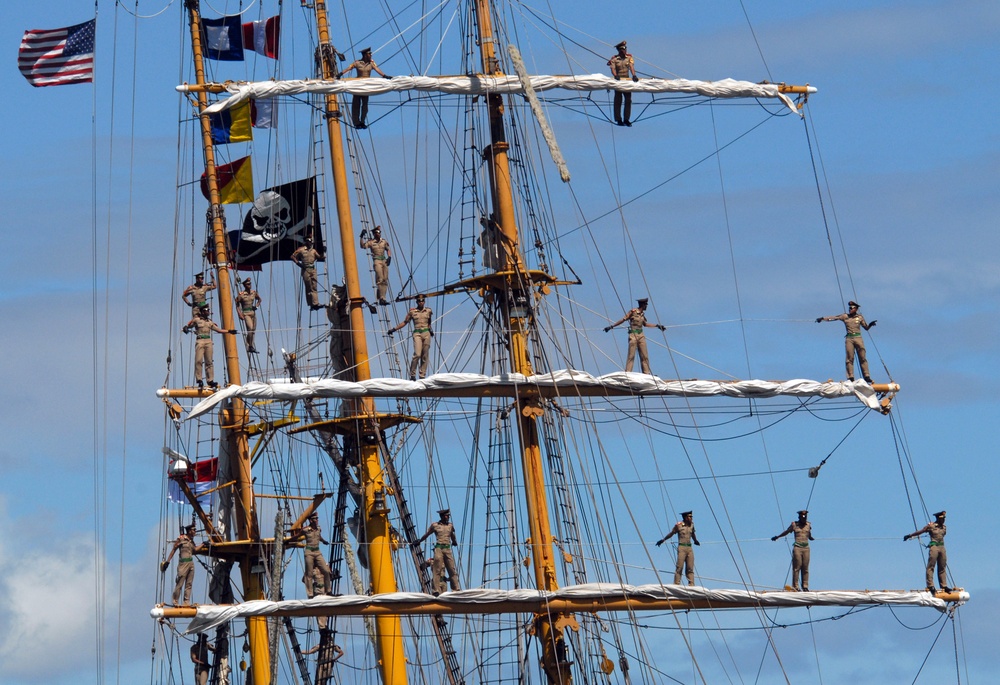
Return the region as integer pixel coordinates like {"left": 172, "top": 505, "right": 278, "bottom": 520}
{"left": 209, "top": 100, "right": 253, "bottom": 144}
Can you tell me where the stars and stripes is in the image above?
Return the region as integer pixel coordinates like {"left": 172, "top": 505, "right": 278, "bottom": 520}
{"left": 18, "top": 19, "right": 96, "bottom": 88}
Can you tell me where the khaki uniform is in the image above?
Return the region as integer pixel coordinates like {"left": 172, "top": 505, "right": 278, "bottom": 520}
{"left": 292, "top": 246, "right": 322, "bottom": 308}
{"left": 236, "top": 288, "right": 259, "bottom": 350}
{"left": 662, "top": 520, "right": 697, "bottom": 585}
{"left": 826, "top": 312, "right": 871, "bottom": 380}
{"left": 422, "top": 520, "right": 460, "bottom": 594}
{"left": 908, "top": 520, "right": 948, "bottom": 589}
{"left": 172, "top": 535, "right": 195, "bottom": 605}
{"left": 362, "top": 237, "right": 391, "bottom": 301}
{"left": 302, "top": 524, "right": 332, "bottom": 595}
{"left": 624, "top": 308, "right": 651, "bottom": 374}
{"left": 342, "top": 58, "right": 384, "bottom": 128}
{"left": 183, "top": 282, "right": 215, "bottom": 314}
{"left": 776, "top": 520, "right": 812, "bottom": 591}
{"left": 187, "top": 317, "right": 217, "bottom": 384}
{"left": 607, "top": 52, "right": 635, "bottom": 124}
{"left": 400, "top": 306, "right": 433, "bottom": 379}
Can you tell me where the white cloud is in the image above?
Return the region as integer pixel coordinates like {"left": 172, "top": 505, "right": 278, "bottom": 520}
{"left": 0, "top": 498, "right": 155, "bottom": 684}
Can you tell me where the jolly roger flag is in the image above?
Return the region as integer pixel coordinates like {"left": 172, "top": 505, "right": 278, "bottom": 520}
{"left": 228, "top": 177, "right": 324, "bottom": 268}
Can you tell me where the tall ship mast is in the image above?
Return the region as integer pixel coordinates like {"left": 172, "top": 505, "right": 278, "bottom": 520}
{"left": 151, "top": 1, "right": 968, "bottom": 683}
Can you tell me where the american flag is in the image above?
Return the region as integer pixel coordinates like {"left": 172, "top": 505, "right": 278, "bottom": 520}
{"left": 18, "top": 19, "right": 96, "bottom": 87}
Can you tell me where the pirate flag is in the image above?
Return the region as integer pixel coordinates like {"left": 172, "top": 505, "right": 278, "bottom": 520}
{"left": 228, "top": 177, "right": 324, "bottom": 268}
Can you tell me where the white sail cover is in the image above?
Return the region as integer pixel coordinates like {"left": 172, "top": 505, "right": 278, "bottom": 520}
{"left": 190, "top": 74, "right": 808, "bottom": 116}
{"left": 161, "top": 583, "right": 963, "bottom": 634}
{"left": 172, "top": 371, "right": 892, "bottom": 421}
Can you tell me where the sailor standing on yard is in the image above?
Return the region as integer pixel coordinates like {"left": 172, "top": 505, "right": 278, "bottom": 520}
{"left": 162, "top": 524, "right": 198, "bottom": 605}
{"left": 656, "top": 510, "right": 700, "bottom": 586}
{"left": 771, "top": 510, "right": 814, "bottom": 592}
{"left": 293, "top": 513, "right": 333, "bottom": 596}
{"left": 604, "top": 297, "right": 665, "bottom": 374}
{"left": 360, "top": 226, "right": 392, "bottom": 304}
{"left": 291, "top": 236, "right": 324, "bottom": 310}
{"left": 337, "top": 47, "right": 390, "bottom": 129}
{"left": 235, "top": 277, "right": 261, "bottom": 354}
{"left": 414, "top": 508, "right": 460, "bottom": 595}
{"left": 388, "top": 294, "right": 433, "bottom": 380}
{"left": 816, "top": 300, "right": 877, "bottom": 383}
{"left": 182, "top": 306, "right": 235, "bottom": 390}
{"left": 904, "top": 510, "right": 952, "bottom": 593}
{"left": 182, "top": 272, "right": 216, "bottom": 315}
{"left": 607, "top": 40, "right": 639, "bottom": 126}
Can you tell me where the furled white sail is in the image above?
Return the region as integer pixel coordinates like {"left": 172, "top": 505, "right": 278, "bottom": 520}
{"left": 170, "top": 371, "right": 894, "bottom": 421}
{"left": 187, "top": 75, "right": 811, "bottom": 116}
{"left": 160, "top": 583, "right": 965, "bottom": 634}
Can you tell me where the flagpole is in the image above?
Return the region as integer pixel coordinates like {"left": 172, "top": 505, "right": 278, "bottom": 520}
{"left": 311, "top": 3, "right": 409, "bottom": 681}
{"left": 183, "top": 3, "right": 269, "bottom": 685}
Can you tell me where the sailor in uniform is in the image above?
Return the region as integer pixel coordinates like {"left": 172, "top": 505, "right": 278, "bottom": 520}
{"left": 414, "top": 508, "right": 460, "bottom": 595}
{"left": 604, "top": 297, "right": 665, "bottom": 374}
{"left": 291, "top": 236, "right": 325, "bottom": 310}
{"left": 771, "top": 510, "right": 814, "bottom": 591}
{"left": 904, "top": 510, "right": 951, "bottom": 593}
{"left": 162, "top": 524, "right": 198, "bottom": 605}
{"left": 388, "top": 294, "right": 433, "bottom": 380}
{"left": 816, "top": 300, "right": 877, "bottom": 383}
{"left": 360, "top": 226, "right": 392, "bottom": 304}
{"left": 182, "top": 272, "right": 216, "bottom": 315}
{"left": 235, "top": 277, "right": 261, "bottom": 353}
{"left": 656, "top": 510, "right": 700, "bottom": 585}
{"left": 182, "top": 306, "right": 235, "bottom": 389}
{"left": 607, "top": 40, "right": 639, "bottom": 126}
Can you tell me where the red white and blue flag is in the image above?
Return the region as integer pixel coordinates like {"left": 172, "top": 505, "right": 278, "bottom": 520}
{"left": 18, "top": 19, "right": 96, "bottom": 87}
{"left": 202, "top": 15, "right": 280, "bottom": 61}
{"left": 242, "top": 16, "right": 280, "bottom": 59}
{"left": 168, "top": 457, "right": 219, "bottom": 507}
{"left": 250, "top": 99, "right": 277, "bottom": 129}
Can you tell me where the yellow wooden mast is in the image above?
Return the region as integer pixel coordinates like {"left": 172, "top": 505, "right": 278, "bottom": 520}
{"left": 311, "top": 2, "right": 409, "bottom": 682}
{"left": 183, "top": 2, "right": 268, "bottom": 683}
{"left": 473, "top": 1, "right": 574, "bottom": 681}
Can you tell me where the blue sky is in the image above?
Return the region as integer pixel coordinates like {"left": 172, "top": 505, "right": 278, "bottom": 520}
{"left": 1, "top": 1, "right": 998, "bottom": 683}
